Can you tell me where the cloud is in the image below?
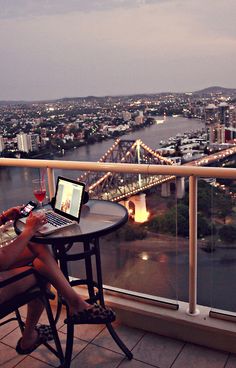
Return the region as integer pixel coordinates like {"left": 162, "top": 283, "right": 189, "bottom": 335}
{"left": 0, "top": 0, "right": 171, "bottom": 19}
{"left": 0, "top": 0, "right": 235, "bottom": 99}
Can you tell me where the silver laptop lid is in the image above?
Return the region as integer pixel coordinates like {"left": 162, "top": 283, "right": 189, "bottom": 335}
{"left": 53, "top": 176, "right": 85, "bottom": 223}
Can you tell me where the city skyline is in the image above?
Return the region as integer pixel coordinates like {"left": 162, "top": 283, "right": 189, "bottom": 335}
{"left": 0, "top": 0, "right": 236, "bottom": 100}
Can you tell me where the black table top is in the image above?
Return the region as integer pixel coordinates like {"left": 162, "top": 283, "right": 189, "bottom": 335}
{"left": 15, "top": 199, "right": 128, "bottom": 245}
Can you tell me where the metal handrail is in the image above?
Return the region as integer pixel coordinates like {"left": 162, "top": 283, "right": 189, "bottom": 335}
{"left": 1, "top": 157, "right": 236, "bottom": 316}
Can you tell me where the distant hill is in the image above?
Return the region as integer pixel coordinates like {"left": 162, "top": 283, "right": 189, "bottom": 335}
{"left": 193, "top": 86, "right": 236, "bottom": 95}
{"left": 1, "top": 86, "right": 236, "bottom": 105}
{"left": 0, "top": 100, "right": 27, "bottom": 106}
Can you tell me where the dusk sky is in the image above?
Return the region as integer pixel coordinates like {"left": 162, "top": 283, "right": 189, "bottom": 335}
{"left": 0, "top": 0, "right": 235, "bottom": 100}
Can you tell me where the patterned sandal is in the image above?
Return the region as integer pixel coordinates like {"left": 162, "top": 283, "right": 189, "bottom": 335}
{"left": 35, "top": 324, "right": 54, "bottom": 341}
{"left": 65, "top": 304, "right": 116, "bottom": 325}
{"left": 16, "top": 331, "right": 47, "bottom": 355}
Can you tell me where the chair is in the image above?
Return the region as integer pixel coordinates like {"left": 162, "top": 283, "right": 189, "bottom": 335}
{"left": 0, "top": 268, "right": 64, "bottom": 366}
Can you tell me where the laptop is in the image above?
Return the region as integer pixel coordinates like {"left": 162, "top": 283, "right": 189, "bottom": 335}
{"left": 20, "top": 176, "right": 85, "bottom": 235}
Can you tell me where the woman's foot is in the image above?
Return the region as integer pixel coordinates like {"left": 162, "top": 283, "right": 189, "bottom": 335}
{"left": 67, "top": 293, "right": 92, "bottom": 316}
{"left": 16, "top": 330, "right": 47, "bottom": 355}
{"left": 65, "top": 303, "right": 116, "bottom": 325}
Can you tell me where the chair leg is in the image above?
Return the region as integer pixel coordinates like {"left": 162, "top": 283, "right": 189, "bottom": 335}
{"left": 42, "top": 295, "right": 64, "bottom": 366}
{"left": 64, "top": 322, "right": 74, "bottom": 368}
{"left": 15, "top": 309, "right": 25, "bottom": 334}
{"left": 106, "top": 323, "right": 133, "bottom": 360}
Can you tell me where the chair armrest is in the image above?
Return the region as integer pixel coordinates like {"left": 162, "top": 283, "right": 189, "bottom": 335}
{"left": 0, "top": 268, "right": 35, "bottom": 288}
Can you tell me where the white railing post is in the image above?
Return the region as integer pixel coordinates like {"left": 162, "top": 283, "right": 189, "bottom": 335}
{"left": 187, "top": 175, "right": 200, "bottom": 315}
{"left": 47, "top": 167, "right": 55, "bottom": 200}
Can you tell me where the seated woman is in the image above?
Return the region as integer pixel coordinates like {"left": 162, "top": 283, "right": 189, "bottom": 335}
{"left": 0, "top": 207, "right": 115, "bottom": 354}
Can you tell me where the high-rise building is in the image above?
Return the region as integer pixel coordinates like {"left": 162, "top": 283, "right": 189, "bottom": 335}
{"left": 17, "top": 133, "right": 39, "bottom": 153}
{"left": 17, "top": 134, "right": 30, "bottom": 152}
{"left": 30, "top": 134, "right": 40, "bottom": 151}
{"left": 204, "top": 104, "right": 218, "bottom": 124}
{"left": 218, "top": 102, "right": 230, "bottom": 126}
{"left": 135, "top": 111, "right": 144, "bottom": 125}
{"left": 0, "top": 136, "right": 5, "bottom": 152}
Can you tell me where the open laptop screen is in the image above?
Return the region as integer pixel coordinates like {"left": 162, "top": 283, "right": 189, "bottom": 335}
{"left": 54, "top": 176, "right": 85, "bottom": 221}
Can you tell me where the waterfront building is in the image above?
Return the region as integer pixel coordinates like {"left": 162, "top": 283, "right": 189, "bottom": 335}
{"left": 218, "top": 102, "right": 230, "bottom": 126}
{"left": 204, "top": 103, "right": 218, "bottom": 124}
{"left": 30, "top": 134, "right": 40, "bottom": 151}
{"left": 216, "top": 124, "right": 225, "bottom": 144}
{"left": 0, "top": 135, "right": 5, "bottom": 152}
{"left": 122, "top": 111, "right": 132, "bottom": 122}
{"left": 17, "top": 133, "right": 39, "bottom": 153}
{"left": 135, "top": 111, "right": 144, "bottom": 125}
{"left": 17, "top": 133, "right": 30, "bottom": 153}
{"left": 229, "top": 106, "right": 236, "bottom": 128}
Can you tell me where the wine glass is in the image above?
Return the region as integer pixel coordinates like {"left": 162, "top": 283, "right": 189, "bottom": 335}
{"left": 32, "top": 179, "right": 47, "bottom": 207}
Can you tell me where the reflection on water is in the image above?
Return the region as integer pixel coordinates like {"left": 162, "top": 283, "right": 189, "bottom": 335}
{"left": 90, "top": 238, "right": 236, "bottom": 312}
{"left": 140, "top": 252, "right": 149, "bottom": 261}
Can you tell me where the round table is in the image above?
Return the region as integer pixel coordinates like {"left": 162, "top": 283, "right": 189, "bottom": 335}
{"left": 15, "top": 199, "right": 132, "bottom": 367}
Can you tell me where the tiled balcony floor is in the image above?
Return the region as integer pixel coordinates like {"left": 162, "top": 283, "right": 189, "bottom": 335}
{"left": 1, "top": 306, "right": 236, "bottom": 368}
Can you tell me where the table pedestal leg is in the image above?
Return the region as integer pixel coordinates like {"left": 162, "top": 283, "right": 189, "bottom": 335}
{"left": 83, "top": 240, "right": 96, "bottom": 301}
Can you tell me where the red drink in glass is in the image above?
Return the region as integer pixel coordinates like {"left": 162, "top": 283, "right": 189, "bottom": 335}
{"left": 32, "top": 178, "right": 47, "bottom": 207}
{"left": 34, "top": 190, "right": 46, "bottom": 203}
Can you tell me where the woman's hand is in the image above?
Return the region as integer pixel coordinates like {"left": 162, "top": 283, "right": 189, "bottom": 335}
{"left": 24, "top": 212, "right": 47, "bottom": 236}
{"left": 3, "top": 206, "right": 22, "bottom": 221}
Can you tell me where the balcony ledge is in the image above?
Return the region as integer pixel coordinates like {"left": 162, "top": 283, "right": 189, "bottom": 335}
{"left": 65, "top": 284, "right": 236, "bottom": 354}
{"left": 108, "top": 294, "right": 236, "bottom": 355}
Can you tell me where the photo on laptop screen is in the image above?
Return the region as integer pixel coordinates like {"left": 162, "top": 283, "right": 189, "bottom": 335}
{"left": 54, "top": 177, "right": 85, "bottom": 221}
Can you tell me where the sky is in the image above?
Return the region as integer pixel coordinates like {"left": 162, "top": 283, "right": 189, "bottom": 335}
{"left": 0, "top": 0, "right": 235, "bottom": 100}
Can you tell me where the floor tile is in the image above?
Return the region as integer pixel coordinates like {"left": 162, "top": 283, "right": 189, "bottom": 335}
{"left": 19, "top": 302, "right": 66, "bottom": 329}
{"left": 59, "top": 322, "right": 105, "bottom": 342}
{"left": 225, "top": 354, "right": 236, "bottom": 368}
{"left": 132, "top": 332, "right": 184, "bottom": 368}
{"left": 92, "top": 322, "right": 144, "bottom": 354}
{"left": 119, "top": 358, "right": 153, "bottom": 368}
{"left": 15, "top": 355, "right": 53, "bottom": 368}
{"left": 30, "top": 332, "right": 87, "bottom": 367}
{"left": 0, "top": 342, "right": 25, "bottom": 368}
{"left": 1, "top": 326, "right": 21, "bottom": 348}
{"left": 0, "top": 314, "right": 18, "bottom": 340}
{"left": 172, "top": 343, "right": 228, "bottom": 368}
{"left": 70, "top": 343, "right": 124, "bottom": 368}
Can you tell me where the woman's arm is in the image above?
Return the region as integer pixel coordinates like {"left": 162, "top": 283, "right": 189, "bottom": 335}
{"left": 0, "top": 206, "right": 21, "bottom": 226}
{"left": 0, "top": 211, "right": 46, "bottom": 271}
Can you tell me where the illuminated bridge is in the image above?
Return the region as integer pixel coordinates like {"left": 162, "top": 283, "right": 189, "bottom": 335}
{"left": 79, "top": 139, "right": 175, "bottom": 201}
{"left": 79, "top": 139, "right": 236, "bottom": 202}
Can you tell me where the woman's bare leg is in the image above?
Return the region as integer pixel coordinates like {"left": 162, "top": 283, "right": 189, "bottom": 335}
{"left": 0, "top": 265, "right": 45, "bottom": 350}
{"left": 27, "top": 242, "right": 90, "bottom": 315}
{"left": 20, "top": 298, "right": 45, "bottom": 350}
{"left": 0, "top": 266, "right": 36, "bottom": 302}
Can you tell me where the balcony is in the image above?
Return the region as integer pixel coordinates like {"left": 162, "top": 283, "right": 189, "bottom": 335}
{"left": 1, "top": 157, "right": 236, "bottom": 367}
{"left": 1, "top": 305, "right": 236, "bottom": 368}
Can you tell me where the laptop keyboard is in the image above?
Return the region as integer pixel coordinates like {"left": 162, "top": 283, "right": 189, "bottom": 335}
{"left": 45, "top": 212, "right": 73, "bottom": 228}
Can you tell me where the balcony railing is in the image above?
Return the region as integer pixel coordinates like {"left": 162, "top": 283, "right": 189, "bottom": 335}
{"left": 1, "top": 157, "right": 236, "bottom": 352}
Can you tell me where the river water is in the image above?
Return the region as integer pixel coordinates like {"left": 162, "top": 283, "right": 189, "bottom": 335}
{"left": 2, "top": 116, "right": 235, "bottom": 311}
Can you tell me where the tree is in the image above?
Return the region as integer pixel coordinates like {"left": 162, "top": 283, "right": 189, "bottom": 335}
{"left": 219, "top": 225, "right": 236, "bottom": 244}
{"left": 119, "top": 223, "right": 147, "bottom": 241}
{"left": 214, "top": 193, "right": 232, "bottom": 223}
{"left": 148, "top": 203, "right": 214, "bottom": 238}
